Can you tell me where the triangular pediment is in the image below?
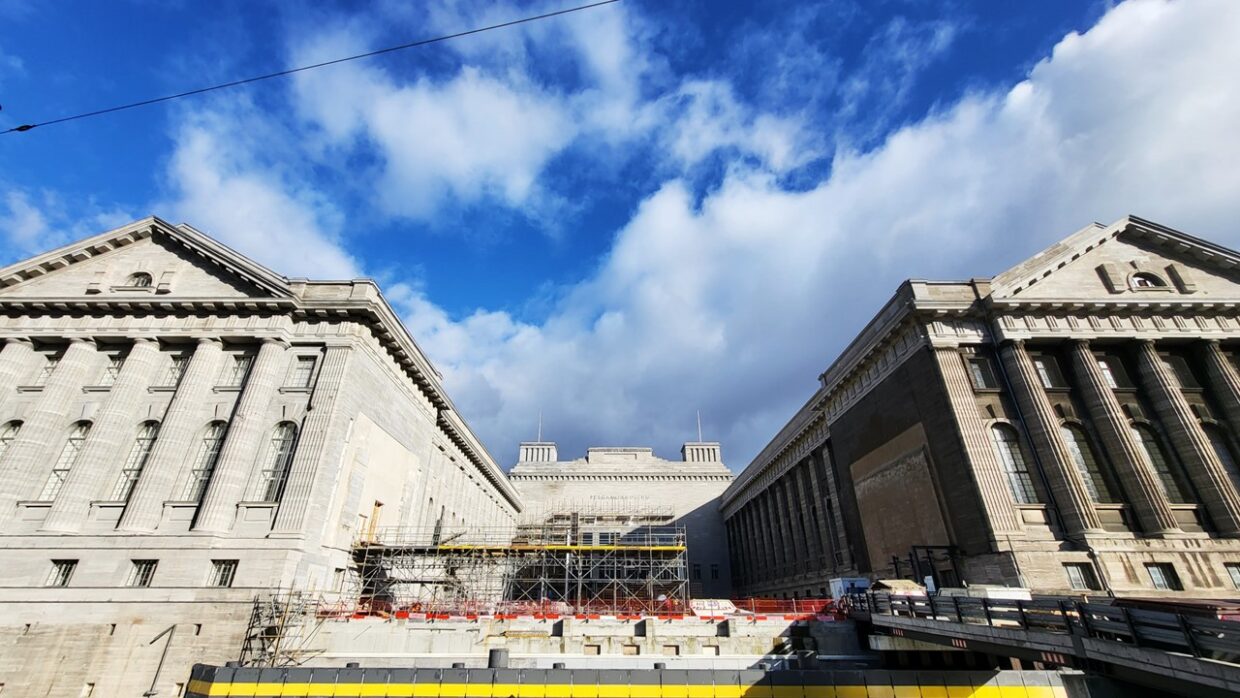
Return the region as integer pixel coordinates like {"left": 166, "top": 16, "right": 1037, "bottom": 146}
{"left": 989, "top": 216, "right": 1240, "bottom": 303}
{"left": 0, "top": 217, "right": 292, "bottom": 300}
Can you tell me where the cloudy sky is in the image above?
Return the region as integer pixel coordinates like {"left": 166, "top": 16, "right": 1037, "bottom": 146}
{"left": 2, "top": 0, "right": 1239, "bottom": 470}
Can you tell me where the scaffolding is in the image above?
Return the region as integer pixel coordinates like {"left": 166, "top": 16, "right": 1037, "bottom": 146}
{"left": 349, "top": 507, "right": 690, "bottom": 616}
{"left": 238, "top": 589, "right": 336, "bottom": 667}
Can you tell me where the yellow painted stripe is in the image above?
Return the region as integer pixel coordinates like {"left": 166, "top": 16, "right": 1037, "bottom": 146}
{"left": 180, "top": 684, "right": 1057, "bottom": 698}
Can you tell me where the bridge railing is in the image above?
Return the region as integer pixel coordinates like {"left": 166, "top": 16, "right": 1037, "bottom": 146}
{"left": 861, "top": 592, "right": 1240, "bottom": 662}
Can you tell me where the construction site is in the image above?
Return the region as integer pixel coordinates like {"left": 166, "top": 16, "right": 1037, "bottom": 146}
{"left": 238, "top": 506, "right": 856, "bottom": 670}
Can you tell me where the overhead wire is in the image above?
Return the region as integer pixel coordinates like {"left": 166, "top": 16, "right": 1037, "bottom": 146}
{"left": 1, "top": 0, "right": 620, "bottom": 136}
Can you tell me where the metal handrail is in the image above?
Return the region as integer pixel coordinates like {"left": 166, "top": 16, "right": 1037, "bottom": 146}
{"left": 858, "top": 592, "right": 1240, "bottom": 662}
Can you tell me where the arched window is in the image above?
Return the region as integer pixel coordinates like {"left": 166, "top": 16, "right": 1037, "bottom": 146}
{"left": 1204, "top": 424, "right": 1240, "bottom": 485}
{"left": 990, "top": 424, "right": 1039, "bottom": 504}
{"left": 0, "top": 420, "right": 21, "bottom": 463}
{"left": 249, "top": 422, "right": 298, "bottom": 502}
{"left": 1061, "top": 425, "right": 1117, "bottom": 503}
{"left": 125, "top": 272, "right": 153, "bottom": 288}
{"left": 181, "top": 421, "right": 227, "bottom": 502}
{"left": 1130, "top": 272, "right": 1166, "bottom": 289}
{"left": 39, "top": 421, "right": 91, "bottom": 501}
{"left": 112, "top": 421, "right": 159, "bottom": 502}
{"left": 1131, "top": 425, "right": 1192, "bottom": 503}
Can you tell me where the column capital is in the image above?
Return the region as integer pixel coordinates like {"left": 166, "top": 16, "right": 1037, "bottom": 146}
{"left": 1, "top": 336, "right": 33, "bottom": 348}
{"left": 1200, "top": 338, "right": 1222, "bottom": 348}
{"left": 131, "top": 337, "right": 159, "bottom": 346}
{"left": 260, "top": 336, "right": 291, "bottom": 349}
{"left": 196, "top": 337, "right": 224, "bottom": 348}
{"left": 68, "top": 337, "right": 96, "bottom": 347}
{"left": 1066, "top": 338, "right": 1091, "bottom": 349}
{"left": 999, "top": 338, "right": 1026, "bottom": 348}
{"left": 1134, "top": 337, "right": 1157, "bottom": 349}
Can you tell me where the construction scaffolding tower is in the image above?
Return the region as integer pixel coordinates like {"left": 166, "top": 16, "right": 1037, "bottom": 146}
{"left": 349, "top": 507, "right": 689, "bottom": 615}
{"left": 238, "top": 589, "right": 337, "bottom": 667}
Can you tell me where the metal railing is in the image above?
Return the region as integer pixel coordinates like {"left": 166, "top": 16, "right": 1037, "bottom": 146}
{"left": 861, "top": 592, "right": 1240, "bottom": 662}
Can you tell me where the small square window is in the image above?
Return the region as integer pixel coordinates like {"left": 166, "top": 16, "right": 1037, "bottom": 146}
{"left": 966, "top": 356, "right": 999, "bottom": 390}
{"left": 127, "top": 560, "right": 158, "bottom": 588}
{"left": 1063, "top": 563, "right": 1099, "bottom": 591}
{"left": 1146, "top": 563, "right": 1182, "bottom": 591}
{"left": 46, "top": 560, "right": 77, "bottom": 587}
{"left": 1225, "top": 563, "right": 1240, "bottom": 590}
{"left": 1033, "top": 355, "right": 1067, "bottom": 389}
{"left": 288, "top": 356, "right": 317, "bottom": 388}
{"left": 208, "top": 560, "right": 238, "bottom": 588}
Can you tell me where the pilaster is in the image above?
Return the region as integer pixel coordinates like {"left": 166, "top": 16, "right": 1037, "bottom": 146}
{"left": 931, "top": 346, "right": 1023, "bottom": 535}
{"left": 0, "top": 338, "right": 98, "bottom": 522}
{"left": 1135, "top": 340, "right": 1240, "bottom": 536}
{"left": 273, "top": 344, "right": 352, "bottom": 535}
{"left": 42, "top": 338, "right": 163, "bottom": 532}
{"left": 195, "top": 338, "right": 289, "bottom": 533}
{"left": 118, "top": 338, "right": 225, "bottom": 532}
{"left": 1066, "top": 339, "right": 1180, "bottom": 535}
{"left": 1199, "top": 340, "right": 1240, "bottom": 439}
{"left": 998, "top": 340, "right": 1103, "bottom": 535}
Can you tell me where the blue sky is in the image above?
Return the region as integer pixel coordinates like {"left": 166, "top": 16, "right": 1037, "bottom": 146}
{"left": 2, "top": 0, "right": 1239, "bottom": 470}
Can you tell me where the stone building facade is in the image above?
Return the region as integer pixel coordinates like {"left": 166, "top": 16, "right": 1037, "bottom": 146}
{"left": 0, "top": 217, "right": 521, "bottom": 697}
{"left": 508, "top": 442, "right": 734, "bottom": 597}
{"left": 722, "top": 216, "right": 1240, "bottom": 598}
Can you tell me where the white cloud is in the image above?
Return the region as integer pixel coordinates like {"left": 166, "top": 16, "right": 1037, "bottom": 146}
{"left": 0, "top": 188, "right": 131, "bottom": 263}
{"left": 399, "top": 0, "right": 1240, "bottom": 468}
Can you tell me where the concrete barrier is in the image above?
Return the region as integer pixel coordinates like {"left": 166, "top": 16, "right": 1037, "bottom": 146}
{"left": 184, "top": 665, "right": 1071, "bottom": 697}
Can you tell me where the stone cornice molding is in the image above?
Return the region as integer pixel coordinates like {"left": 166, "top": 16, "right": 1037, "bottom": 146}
{"left": 510, "top": 474, "right": 733, "bottom": 483}
{"left": 438, "top": 409, "right": 522, "bottom": 510}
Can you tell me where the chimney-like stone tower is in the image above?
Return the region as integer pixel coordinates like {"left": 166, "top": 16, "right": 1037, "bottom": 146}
{"left": 680, "top": 442, "right": 722, "bottom": 463}
{"left": 518, "top": 441, "right": 558, "bottom": 463}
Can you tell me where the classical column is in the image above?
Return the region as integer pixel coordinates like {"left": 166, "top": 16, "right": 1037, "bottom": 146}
{"left": 932, "top": 346, "right": 1023, "bottom": 534}
{"left": 1199, "top": 340, "right": 1240, "bottom": 437}
{"left": 0, "top": 338, "right": 98, "bottom": 521}
{"left": 781, "top": 475, "right": 809, "bottom": 572}
{"left": 813, "top": 448, "right": 850, "bottom": 570}
{"left": 998, "top": 340, "right": 1104, "bottom": 536}
{"left": 793, "top": 465, "right": 819, "bottom": 567}
{"left": 1135, "top": 340, "right": 1240, "bottom": 536}
{"left": 118, "top": 338, "right": 225, "bottom": 532}
{"left": 42, "top": 338, "right": 163, "bottom": 532}
{"left": 744, "top": 504, "right": 762, "bottom": 585}
{"left": 804, "top": 459, "right": 832, "bottom": 570}
{"left": 273, "top": 344, "right": 352, "bottom": 535}
{"left": 0, "top": 338, "right": 36, "bottom": 409}
{"left": 758, "top": 491, "right": 780, "bottom": 579}
{"left": 769, "top": 485, "right": 794, "bottom": 575}
{"left": 194, "top": 338, "right": 288, "bottom": 533}
{"left": 1066, "top": 340, "right": 1180, "bottom": 535}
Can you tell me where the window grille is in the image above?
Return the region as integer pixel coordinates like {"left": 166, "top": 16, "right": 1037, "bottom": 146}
{"left": 1145, "top": 563, "right": 1182, "bottom": 590}
{"left": 46, "top": 560, "right": 77, "bottom": 587}
{"left": 248, "top": 422, "right": 297, "bottom": 501}
{"left": 1061, "top": 425, "right": 1116, "bottom": 503}
{"left": 163, "top": 354, "right": 188, "bottom": 386}
{"left": 990, "top": 425, "right": 1038, "bottom": 504}
{"left": 39, "top": 422, "right": 91, "bottom": 501}
{"left": 125, "top": 273, "right": 153, "bottom": 288}
{"left": 1205, "top": 425, "right": 1240, "bottom": 484}
{"left": 221, "top": 355, "right": 253, "bottom": 387}
{"left": 180, "top": 422, "right": 226, "bottom": 502}
{"left": 966, "top": 356, "right": 998, "bottom": 390}
{"left": 0, "top": 421, "right": 21, "bottom": 462}
{"left": 1226, "top": 563, "right": 1240, "bottom": 590}
{"left": 1096, "top": 357, "right": 1120, "bottom": 389}
{"left": 34, "top": 355, "right": 59, "bottom": 386}
{"left": 288, "top": 356, "right": 317, "bottom": 388}
{"left": 100, "top": 354, "right": 125, "bottom": 386}
{"left": 208, "top": 560, "right": 238, "bottom": 588}
{"left": 1063, "top": 563, "right": 1099, "bottom": 591}
{"left": 1033, "top": 355, "right": 1066, "bottom": 389}
{"left": 111, "top": 422, "right": 159, "bottom": 502}
{"left": 1131, "top": 425, "right": 1192, "bottom": 503}
{"left": 127, "top": 560, "right": 158, "bottom": 587}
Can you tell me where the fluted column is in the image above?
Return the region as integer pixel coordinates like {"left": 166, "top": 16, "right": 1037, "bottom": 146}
{"left": 758, "top": 491, "right": 780, "bottom": 579}
{"left": 746, "top": 505, "right": 762, "bottom": 584}
{"left": 1199, "top": 341, "right": 1240, "bottom": 438}
{"left": 118, "top": 338, "right": 225, "bottom": 532}
{"left": 273, "top": 344, "right": 352, "bottom": 535}
{"left": 781, "top": 475, "right": 807, "bottom": 572}
{"left": 932, "top": 346, "right": 1023, "bottom": 534}
{"left": 42, "top": 339, "right": 163, "bottom": 532}
{"left": 1135, "top": 340, "right": 1240, "bottom": 536}
{"left": 998, "top": 341, "right": 1103, "bottom": 535}
{"left": 194, "top": 339, "right": 288, "bottom": 533}
{"left": 804, "top": 460, "right": 833, "bottom": 570}
{"left": 1066, "top": 340, "right": 1180, "bottom": 535}
{"left": 0, "top": 338, "right": 36, "bottom": 412}
{"left": 814, "top": 448, "right": 850, "bottom": 569}
{"left": 0, "top": 338, "right": 98, "bottom": 521}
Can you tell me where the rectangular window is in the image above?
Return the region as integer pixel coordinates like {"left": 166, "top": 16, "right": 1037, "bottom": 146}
{"left": 164, "top": 355, "right": 188, "bottom": 386}
{"left": 1096, "top": 356, "right": 1130, "bottom": 389}
{"left": 221, "top": 355, "right": 254, "bottom": 387}
{"left": 46, "top": 560, "right": 77, "bottom": 587}
{"left": 1063, "top": 563, "right": 1099, "bottom": 591}
{"left": 692, "top": 563, "right": 702, "bottom": 580}
{"left": 1146, "top": 563, "right": 1183, "bottom": 591}
{"left": 34, "top": 355, "right": 59, "bottom": 386}
{"left": 1033, "top": 355, "right": 1066, "bottom": 389}
{"left": 597, "top": 531, "right": 618, "bottom": 545}
{"left": 710, "top": 563, "right": 720, "bottom": 580}
{"left": 1162, "top": 355, "right": 1200, "bottom": 389}
{"left": 208, "top": 560, "right": 238, "bottom": 588}
{"left": 1226, "top": 563, "right": 1240, "bottom": 590}
{"left": 966, "top": 356, "right": 998, "bottom": 390}
{"left": 127, "top": 560, "right": 158, "bottom": 588}
{"left": 100, "top": 354, "right": 125, "bottom": 386}
{"left": 288, "top": 356, "right": 317, "bottom": 388}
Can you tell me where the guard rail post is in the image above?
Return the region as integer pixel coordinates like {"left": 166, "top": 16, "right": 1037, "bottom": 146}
{"left": 1177, "top": 614, "right": 1203, "bottom": 658}
{"left": 1121, "top": 606, "right": 1140, "bottom": 647}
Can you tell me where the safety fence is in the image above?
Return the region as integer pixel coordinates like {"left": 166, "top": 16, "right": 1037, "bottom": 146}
{"left": 314, "top": 598, "right": 840, "bottom": 622}
{"left": 863, "top": 593, "right": 1240, "bottom": 662}
{"left": 186, "top": 665, "right": 1070, "bottom": 698}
